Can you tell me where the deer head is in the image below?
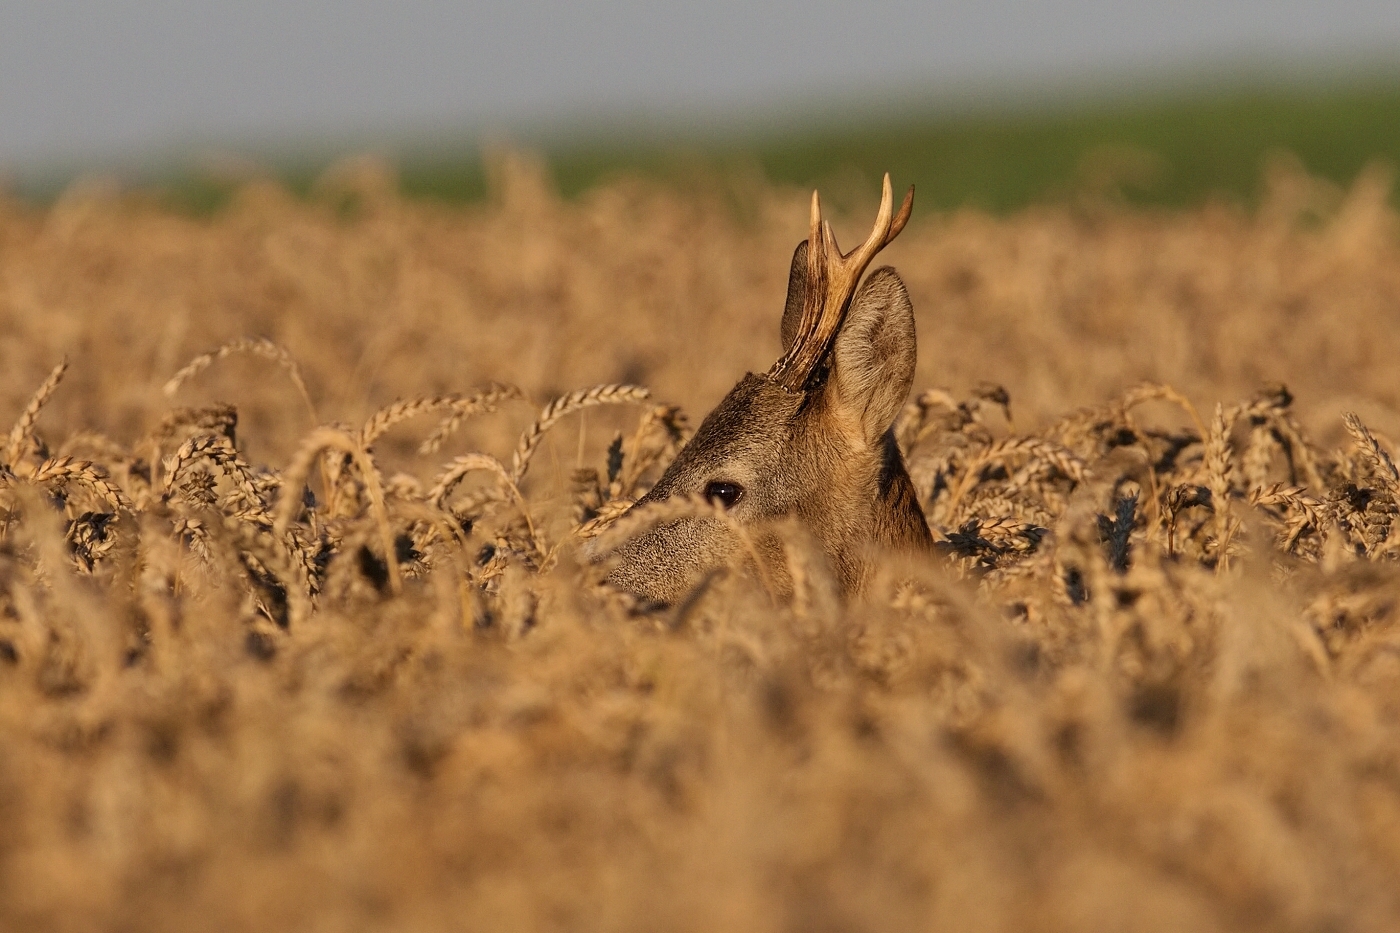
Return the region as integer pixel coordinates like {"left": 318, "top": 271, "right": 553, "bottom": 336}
{"left": 605, "top": 174, "right": 932, "bottom": 604}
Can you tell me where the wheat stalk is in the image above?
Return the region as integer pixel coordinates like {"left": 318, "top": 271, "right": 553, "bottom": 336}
{"left": 275, "top": 426, "right": 400, "bottom": 595}
{"left": 163, "top": 434, "right": 272, "bottom": 529}
{"left": 1203, "top": 403, "right": 1240, "bottom": 568}
{"left": 5, "top": 358, "right": 68, "bottom": 467}
{"left": 1267, "top": 409, "right": 1325, "bottom": 489}
{"left": 511, "top": 384, "right": 650, "bottom": 484}
{"left": 1250, "top": 482, "right": 1328, "bottom": 552}
{"left": 400, "top": 384, "right": 527, "bottom": 454}
{"left": 164, "top": 434, "right": 319, "bottom": 599}
{"left": 164, "top": 337, "right": 316, "bottom": 424}
{"left": 29, "top": 456, "right": 132, "bottom": 512}
{"left": 428, "top": 452, "right": 515, "bottom": 507}
{"left": 1120, "top": 382, "right": 1208, "bottom": 441}
{"left": 944, "top": 436, "right": 1086, "bottom": 520}
{"left": 430, "top": 453, "right": 542, "bottom": 558}
{"left": 359, "top": 383, "right": 525, "bottom": 451}
{"left": 1343, "top": 412, "right": 1400, "bottom": 497}
{"left": 575, "top": 497, "right": 637, "bottom": 539}
{"left": 617, "top": 403, "right": 689, "bottom": 495}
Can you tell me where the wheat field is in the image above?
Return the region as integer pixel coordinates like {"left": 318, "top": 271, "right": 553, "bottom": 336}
{"left": 3, "top": 150, "right": 1400, "bottom": 932}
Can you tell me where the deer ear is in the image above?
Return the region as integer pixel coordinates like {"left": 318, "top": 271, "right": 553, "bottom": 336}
{"left": 829, "top": 267, "right": 916, "bottom": 445}
{"left": 780, "top": 241, "right": 808, "bottom": 352}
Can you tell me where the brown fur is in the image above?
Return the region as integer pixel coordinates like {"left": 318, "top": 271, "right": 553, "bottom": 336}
{"left": 606, "top": 244, "right": 932, "bottom": 604}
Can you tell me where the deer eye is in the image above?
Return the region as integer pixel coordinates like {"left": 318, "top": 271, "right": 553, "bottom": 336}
{"left": 704, "top": 481, "right": 744, "bottom": 509}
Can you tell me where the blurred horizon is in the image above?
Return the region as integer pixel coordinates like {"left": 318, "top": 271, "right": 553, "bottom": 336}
{"left": 5, "top": 2, "right": 1400, "bottom": 209}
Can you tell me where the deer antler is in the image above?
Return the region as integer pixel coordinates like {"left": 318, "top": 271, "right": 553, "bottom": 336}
{"left": 767, "top": 173, "right": 914, "bottom": 392}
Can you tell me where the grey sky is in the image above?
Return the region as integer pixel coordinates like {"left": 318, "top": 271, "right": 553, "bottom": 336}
{"left": 4, "top": 1, "right": 1400, "bottom": 168}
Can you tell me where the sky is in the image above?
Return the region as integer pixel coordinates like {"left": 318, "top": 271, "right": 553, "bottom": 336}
{"left": 3, "top": 1, "right": 1400, "bottom": 169}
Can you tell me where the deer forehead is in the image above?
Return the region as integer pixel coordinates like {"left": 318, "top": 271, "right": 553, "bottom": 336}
{"left": 666, "top": 375, "right": 805, "bottom": 474}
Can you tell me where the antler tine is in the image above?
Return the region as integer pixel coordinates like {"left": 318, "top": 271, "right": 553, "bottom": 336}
{"left": 842, "top": 173, "right": 896, "bottom": 268}
{"left": 888, "top": 183, "right": 915, "bottom": 241}
{"left": 768, "top": 174, "right": 915, "bottom": 392}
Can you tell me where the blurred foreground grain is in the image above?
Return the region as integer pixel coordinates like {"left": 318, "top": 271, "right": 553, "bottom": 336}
{"left": 2, "top": 154, "right": 1400, "bottom": 932}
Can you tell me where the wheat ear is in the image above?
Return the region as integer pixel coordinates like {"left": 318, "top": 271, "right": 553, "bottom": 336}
{"left": 429, "top": 452, "right": 542, "bottom": 557}
{"left": 163, "top": 434, "right": 273, "bottom": 528}
{"left": 30, "top": 456, "right": 132, "bottom": 512}
{"left": 1120, "top": 382, "right": 1208, "bottom": 441}
{"left": 411, "top": 384, "right": 527, "bottom": 454}
{"left": 360, "top": 384, "right": 525, "bottom": 451}
{"left": 511, "top": 384, "right": 650, "bottom": 484}
{"left": 276, "top": 427, "right": 400, "bottom": 594}
{"left": 5, "top": 358, "right": 69, "bottom": 467}
{"left": 164, "top": 337, "right": 317, "bottom": 424}
{"left": 575, "top": 498, "right": 637, "bottom": 539}
{"left": 1343, "top": 412, "right": 1400, "bottom": 497}
{"left": 1204, "top": 403, "right": 1240, "bottom": 569}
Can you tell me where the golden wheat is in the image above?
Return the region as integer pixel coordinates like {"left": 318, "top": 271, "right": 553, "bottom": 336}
{"left": 28, "top": 455, "right": 132, "bottom": 512}
{"left": 510, "top": 383, "right": 651, "bottom": 483}
{"left": 0, "top": 159, "right": 1398, "bottom": 932}
{"left": 163, "top": 335, "right": 316, "bottom": 422}
{"left": 4, "top": 357, "right": 68, "bottom": 467}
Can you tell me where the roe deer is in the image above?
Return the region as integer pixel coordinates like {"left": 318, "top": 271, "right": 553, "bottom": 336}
{"left": 605, "top": 174, "right": 932, "bottom": 603}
